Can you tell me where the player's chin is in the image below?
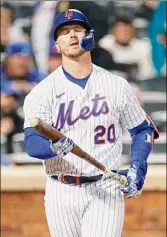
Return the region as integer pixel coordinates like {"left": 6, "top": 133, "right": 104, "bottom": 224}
{"left": 68, "top": 49, "right": 84, "bottom": 58}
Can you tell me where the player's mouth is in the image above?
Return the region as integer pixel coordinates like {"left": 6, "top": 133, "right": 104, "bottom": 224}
{"left": 70, "top": 41, "right": 79, "bottom": 46}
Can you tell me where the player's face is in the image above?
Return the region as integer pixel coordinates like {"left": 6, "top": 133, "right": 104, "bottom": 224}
{"left": 56, "top": 24, "right": 87, "bottom": 58}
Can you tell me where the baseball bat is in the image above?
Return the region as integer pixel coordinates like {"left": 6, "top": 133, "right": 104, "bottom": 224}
{"left": 30, "top": 117, "right": 127, "bottom": 187}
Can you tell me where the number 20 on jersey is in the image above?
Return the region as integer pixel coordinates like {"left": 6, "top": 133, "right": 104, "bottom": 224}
{"left": 94, "top": 124, "right": 116, "bottom": 144}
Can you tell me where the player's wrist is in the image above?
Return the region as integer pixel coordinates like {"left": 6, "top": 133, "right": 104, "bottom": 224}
{"left": 50, "top": 137, "right": 74, "bottom": 157}
{"left": 130, "top": 159, "right": 147, "bottom": 176}
{"left": 128, "top": 165, "right": 146, "bottom": 190}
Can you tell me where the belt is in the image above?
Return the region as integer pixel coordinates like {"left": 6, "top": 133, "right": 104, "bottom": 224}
{"left": 50, "top": 170, "right": 117, "bottom": 185}
{"left": 51, "top": 174, "right": 103, "bottom": 184}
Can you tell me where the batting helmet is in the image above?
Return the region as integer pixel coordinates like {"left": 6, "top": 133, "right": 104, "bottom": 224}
{"left": 53, "top": 9, "right": 95, "bottom": 52}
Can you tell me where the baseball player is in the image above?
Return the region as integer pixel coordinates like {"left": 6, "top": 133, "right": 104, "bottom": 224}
{"left": 23, "top": 9, "right": 159, "bottom": 237}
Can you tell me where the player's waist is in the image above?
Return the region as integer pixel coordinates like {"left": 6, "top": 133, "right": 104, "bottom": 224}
{"left": 49, "top": 171, "right": 117, "bottom": 185}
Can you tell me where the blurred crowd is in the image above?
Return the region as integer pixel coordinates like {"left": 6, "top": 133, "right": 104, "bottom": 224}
{"left": 0, "top": 1, "right": 166, "bottom": 162}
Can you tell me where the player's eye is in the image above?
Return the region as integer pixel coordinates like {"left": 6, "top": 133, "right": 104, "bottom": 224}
{"left": 59, "top": 27, "right": 85, "bottom": 35}
{"left": 60, "top": 29, "right": 70, "bottom": 35}
{"left": 74, "top": 27, "right": 84, "bottom": 32}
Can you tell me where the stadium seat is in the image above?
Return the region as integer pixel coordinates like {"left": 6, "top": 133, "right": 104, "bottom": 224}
{"left": 142, "top": 91, "right": 166, "bottom": 115}
{"left": 140, "top": 76, "right": 166, "bottom": 92}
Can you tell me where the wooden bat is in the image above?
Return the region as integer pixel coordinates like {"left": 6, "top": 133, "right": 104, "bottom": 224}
{"left": 30, "top": 117, "right": 127, "bottom": 187}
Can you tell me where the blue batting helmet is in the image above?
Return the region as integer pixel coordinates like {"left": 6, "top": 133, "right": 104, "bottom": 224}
{"left": 54, "top": 9, "right": 91, "bottom": 40}
{"left": 53, "top": 9, "right": 95, "bottom": 51}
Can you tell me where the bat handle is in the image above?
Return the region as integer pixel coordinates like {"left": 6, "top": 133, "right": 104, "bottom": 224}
{"left": 104, "top": 169, "right": 128, "bottom": 187}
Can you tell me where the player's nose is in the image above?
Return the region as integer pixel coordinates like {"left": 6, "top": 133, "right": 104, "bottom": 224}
{"left": 69, "top": 29, "right": 77, "bottom": 38}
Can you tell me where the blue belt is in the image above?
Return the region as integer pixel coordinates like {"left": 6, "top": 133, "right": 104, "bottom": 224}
{"left": 51, "top": 174, "right": 103, "bottom": 184}
{"left": 51, "top": 170, "right": 117, "bottom": 184}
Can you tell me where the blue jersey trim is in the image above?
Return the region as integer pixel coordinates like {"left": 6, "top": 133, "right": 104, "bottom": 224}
{"left": 128, "top": 119, "right": 157, "bottom": 137}
{"left": 62, "top": 66, "right": 91, "bottom": 89}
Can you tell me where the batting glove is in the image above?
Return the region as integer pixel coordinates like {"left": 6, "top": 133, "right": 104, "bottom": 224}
{"left": 50, "top": 137, "right": 74, "bottom": 158}
{"left": 118, "top": 166, "right": 145, "bottom": 198}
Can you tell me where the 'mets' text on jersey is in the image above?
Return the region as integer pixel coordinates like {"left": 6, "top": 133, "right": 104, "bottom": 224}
{"left": 55, "top": 94, "right": 109, "bottom": 129}
{"left": 23, "top": 65, "right": 146, "bottom": 175}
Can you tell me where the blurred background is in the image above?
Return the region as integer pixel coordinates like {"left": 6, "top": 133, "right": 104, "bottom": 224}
{"left": 1, "top": 1, "right": 166, "bottom": 237}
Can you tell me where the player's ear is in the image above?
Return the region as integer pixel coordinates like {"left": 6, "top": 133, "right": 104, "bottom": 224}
{"left": 55, "top": 41, "right": 61, "bottom": 53}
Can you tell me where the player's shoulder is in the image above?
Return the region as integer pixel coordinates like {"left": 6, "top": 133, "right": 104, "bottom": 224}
{"left": 25, "top": 67, "right": 61, "bottom": 97}
{"left": 25, "top": 74, "right": 49, "bottom": 97}
{"left": 92, "top": 64, "right": 127, "bottom": 85}
{"left": 24, "top": 73, "right": 52, "bottom": 106}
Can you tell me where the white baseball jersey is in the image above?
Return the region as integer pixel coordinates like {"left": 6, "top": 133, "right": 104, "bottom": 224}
{"left": 23, "top": 64, "right": 146, "bottom": 176}
{"left": 23, "top": 64, "right": 146, "bottom": 237}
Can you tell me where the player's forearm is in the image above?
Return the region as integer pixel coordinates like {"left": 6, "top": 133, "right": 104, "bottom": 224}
{"left": 130, "top": 129, "right": 154, "bottom": 168}
{"left": 24, "top": 127, "right": 56, "bottom": 159}
{"left": 129, "top": 123, "right": 155, "bottom": 172}
{"left": 129, "top": 117, "right": 159, "bottom": 169}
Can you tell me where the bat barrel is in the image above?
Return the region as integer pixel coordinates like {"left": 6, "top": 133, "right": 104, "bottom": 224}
{"left": 30, "top": 117, "right": 65, "bottom": 141}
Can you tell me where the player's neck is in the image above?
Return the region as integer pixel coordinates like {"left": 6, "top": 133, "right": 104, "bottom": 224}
{"left": 62, "top": 53, "right": 92, "bottom": 79}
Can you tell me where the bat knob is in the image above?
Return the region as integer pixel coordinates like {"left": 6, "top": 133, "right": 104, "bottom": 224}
{"left": 30, "top": 117, "right": 40, "bottom": 127}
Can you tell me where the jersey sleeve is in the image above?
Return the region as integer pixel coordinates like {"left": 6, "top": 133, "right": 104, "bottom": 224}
{"left": 120, "top": 79, "right": 146, "bottom": 130}
{"left": 23, "top": 84, "right": 52, "bottom": 128}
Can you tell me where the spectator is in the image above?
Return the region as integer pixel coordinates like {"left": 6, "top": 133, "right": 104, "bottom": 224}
{"left": 0, "top": 1, "right": 28, "bottom": 61}
{"left": 135, "top": 0, "right": 158, "bottom": 21}
{"left": 48, "top": 41, "right": 62, "bottom": 73}
{"left": 1, "top": 94, "right": 22, "bottom": 135}
{"left": 148, "top": 1, "right": 166, "bottom": 76}
{"left": 1, "top": 93, "right": 24, "bottom": 153}
{"left": 1, "top": 42, "right": 46, "bottom": 102}
{"left": 1, "top": 2, "right": 15, "bottom": 52}
{"left": 99, "top": 14, "right": 154, "bottom": 80}
{"left": 31, "top": 1, "right": 59, "bottom": 73}
{"left": 135, "top": 1, "right": 166, "bottom": 76}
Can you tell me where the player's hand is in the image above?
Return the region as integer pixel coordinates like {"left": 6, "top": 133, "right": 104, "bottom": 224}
{"left": 117, "top": 166, "right": 145, "bottom": 198}
{"left": 50, "top": 137, "right": 74, "bottom": 158}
